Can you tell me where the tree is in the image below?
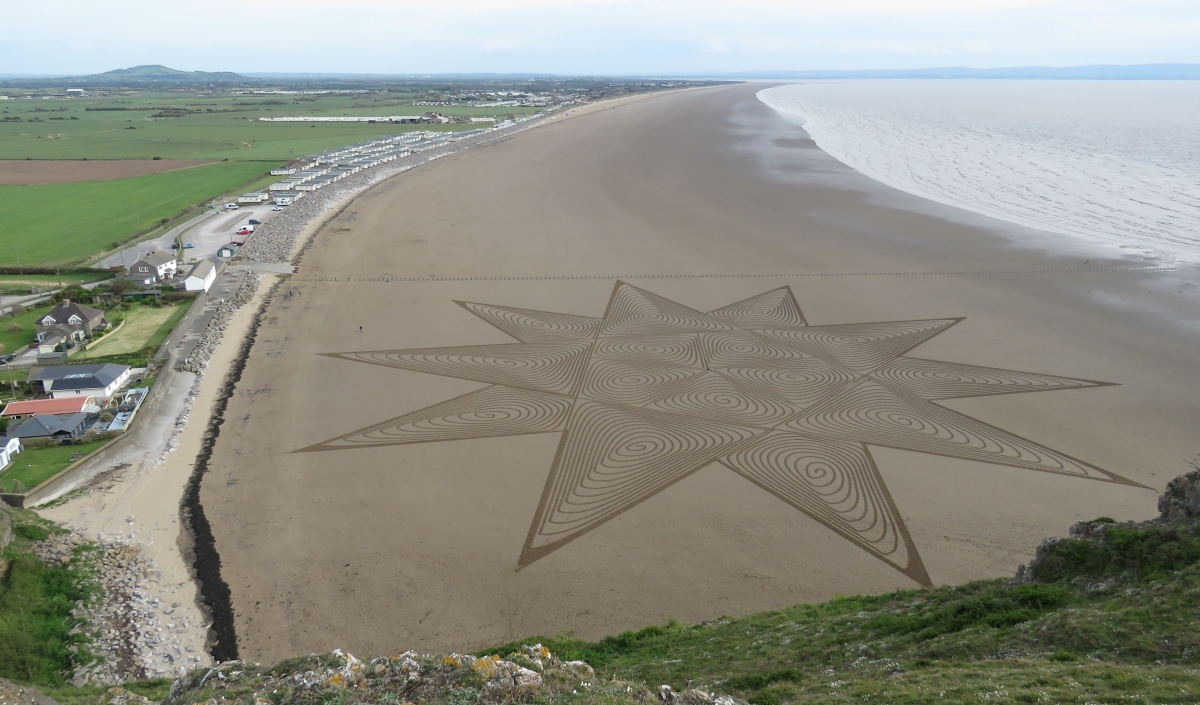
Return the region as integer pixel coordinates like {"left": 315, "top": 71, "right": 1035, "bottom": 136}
{"left": 106, "top": 279, "right": 135, "bottom": 296}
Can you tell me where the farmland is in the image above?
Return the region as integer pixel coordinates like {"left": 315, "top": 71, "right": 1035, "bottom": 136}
{"left": 0, "top": 161, "right": 268, "bottom": 266}
{"left": 0, "top": 91, "right": 536, "bottom": 162}
{"left": 0, "top": 272, "right": 110, "bottom": 294}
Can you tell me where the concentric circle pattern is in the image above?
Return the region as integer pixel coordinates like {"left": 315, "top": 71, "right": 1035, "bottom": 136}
{"left": 533, "top": 400, "right": 763, "bottom": 543}
{"left": 310, "top": 280, "right": 1136, "bottom": 584}
{"left": 459, "top": 301, "right": 601, "bottom": 342}
{"left": 593, "top": 334, "right": 704, "bottom": 368}
{"left": 722, "top": 433, "right": 910, "bottom": 570}
{"left": 302, "top": 386, "right": 572, "bottom": 450}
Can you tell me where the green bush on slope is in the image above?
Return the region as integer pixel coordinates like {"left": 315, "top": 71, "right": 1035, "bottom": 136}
{"left": 0, "top": 509, "right": 95, "bottom": 687}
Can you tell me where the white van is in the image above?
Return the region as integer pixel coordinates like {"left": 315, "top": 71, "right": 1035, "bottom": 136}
{"left": 224, "top": 203, "right": 240, "bottom": 210}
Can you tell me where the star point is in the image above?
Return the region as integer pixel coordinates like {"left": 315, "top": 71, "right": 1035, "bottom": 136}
{"left": 305, "top": 285, "right": 1144, "bottom": 583}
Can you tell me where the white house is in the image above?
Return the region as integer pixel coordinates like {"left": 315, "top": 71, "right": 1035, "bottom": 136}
{"left": 238, "top": 192, "right": 269, "bottom": 204}
{"left": 0, "top": 437, "right": 21, "bottom": 472}
{"left": 183, "top": 259, "right": 218, "bottom": 292}
{"left": 270, "top": 167, "right": 296, "bottom": 176}
{"left": 127, "top": 251, "right": 177, "bottom": 283}
{"left": 29, "top": 363, "right": 132, "bottom": 400}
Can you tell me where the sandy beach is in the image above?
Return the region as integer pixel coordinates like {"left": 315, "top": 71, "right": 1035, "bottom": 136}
{"left": 197, "top": 83, "right": 1200, "bottom": 663}
{"left": 40, "top": 275, "right": 272, "bottom": 675}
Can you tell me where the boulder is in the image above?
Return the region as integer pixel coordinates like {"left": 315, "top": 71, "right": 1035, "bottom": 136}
{"left": 1158, "top": 468, "right": 1200, "bottom": 522}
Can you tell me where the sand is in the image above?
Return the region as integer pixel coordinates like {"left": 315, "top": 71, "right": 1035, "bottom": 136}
{"left": 199, "top": 84, "right": 1200, "bottom": 663}
{"left": 41, "top": 275, "right": 273, "bottom": 673}
{"left": 0, "top": 159, "right": 211, "bottom": 185}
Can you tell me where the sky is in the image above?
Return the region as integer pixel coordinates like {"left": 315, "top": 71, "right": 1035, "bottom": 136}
{"left": 2, "top": 0, "right": 1199, "bottom": 75}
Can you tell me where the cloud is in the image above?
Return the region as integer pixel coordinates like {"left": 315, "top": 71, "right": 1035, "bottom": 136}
{"left": 0, "top": 0, "right": 1197, "bottom": 74}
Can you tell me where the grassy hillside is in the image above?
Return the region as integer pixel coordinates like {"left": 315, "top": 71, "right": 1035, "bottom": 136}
{"left": 7, "top": 471, "right": 1200, "bottom": 705}
{"left": 0, "top": 162, "right": 267, "bottom": 265}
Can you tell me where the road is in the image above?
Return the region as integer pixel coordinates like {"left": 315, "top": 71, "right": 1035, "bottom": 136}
{"left": 95, "top": 204, "right": 280, "bottom": 270}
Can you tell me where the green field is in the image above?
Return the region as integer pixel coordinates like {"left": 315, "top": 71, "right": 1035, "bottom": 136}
{"left": 0, "top": 439, "right": 109, "bottom": 492}
{"left": 0, "top": 91, "right": 534, "bottom": 161}
{"left": 0, "top": 303, "right": 51, "bottom": 353}
{"left": 0, "top": 162, "right": 268, "bottom": 265}
{"left": 83, "top": 302, "right": 186, "bottom": 357}
{"left": 0, "top": 273, "right": 110, "bottom": 294}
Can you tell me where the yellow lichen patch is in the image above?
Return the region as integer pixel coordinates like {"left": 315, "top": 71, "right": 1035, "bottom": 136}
{"left": 472, "top": 655, "right": 504, "bottom": 679}
{"left": 326, "top": 672, "right": 347, "bottom": 689}
{"left": 443, "top": 655, "right": 463, "bottom": 668}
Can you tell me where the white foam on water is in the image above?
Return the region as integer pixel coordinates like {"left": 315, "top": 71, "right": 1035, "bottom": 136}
{"left": 758, "top": 80, "right": 1200, "bottom": 263}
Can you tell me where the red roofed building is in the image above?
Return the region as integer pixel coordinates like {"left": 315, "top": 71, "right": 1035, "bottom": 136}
{"left": 1, "top": 396, "right": 97, "bottom": 420}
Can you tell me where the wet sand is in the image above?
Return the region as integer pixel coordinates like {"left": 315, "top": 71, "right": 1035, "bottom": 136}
{"left": 201, "top": 84, "right": 1200, "bottom": 663}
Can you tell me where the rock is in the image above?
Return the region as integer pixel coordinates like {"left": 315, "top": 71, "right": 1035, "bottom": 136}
{"left": 0, "top": 506, "right": 12, "bottom": 551}
{"left": 1159, "top": 468, "right": 1200, "bottom": 522}
{"left": 0, "top": 678, "right": 60, "bottom": 705}
{"left": 564, "top": 660, "right": 596, "bottom": 678}
{"left": 659, "top": 685, "right": 681, "bottom": 704}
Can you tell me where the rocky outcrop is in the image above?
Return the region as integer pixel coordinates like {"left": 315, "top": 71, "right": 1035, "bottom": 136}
{"left": 30, "top": 530, "right": 205, "bottom": 685}
{"left": 1015, "top": 466, "right": 1200, "bottom": 584}
{"left": 1159, "top": 467, "right": 1200, "bottom": 522}
{"left": 159, "top": 646, "right": 740, "bottom": 705}
{"left": 0, "top": 678, "right": 60, "bottom": 705}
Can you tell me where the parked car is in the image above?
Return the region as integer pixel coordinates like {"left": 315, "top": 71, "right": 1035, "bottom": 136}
{"left": 0, "top": 353, "right": 14, "bottom": 364}
{"left": 170, "top": 243, "right": 180, "bottom": 249}
{"left": 231, "top": 240, "right": 245, "bottom": 246}
{"left": 248, "top": 219, "right": 261, "bottom": 225}
{"left": 184, "top": 243, "right": 196, "bottom": 249}
{"left": 271, "top": 206, "right": 283, "bottom": 211}
{"left": 236, "top": 227, "right": 253, "bottom": 235}
{"left": 225, "top": 203, "right": 239, "bottom": 210}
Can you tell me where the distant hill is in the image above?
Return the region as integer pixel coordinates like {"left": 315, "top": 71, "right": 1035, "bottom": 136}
{"left": 66, "top": 64, "right": 254, "bottom": 85}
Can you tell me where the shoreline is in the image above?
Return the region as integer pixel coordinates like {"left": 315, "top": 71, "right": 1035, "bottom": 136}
{"left": 197, "top": 82, "right": 1200, "bottom": 662}
{"left": 31, "top": 89, "right": 682, "bottom": 673}
{"left": 754, "top": 83, "right": 1200, "bottom": 267}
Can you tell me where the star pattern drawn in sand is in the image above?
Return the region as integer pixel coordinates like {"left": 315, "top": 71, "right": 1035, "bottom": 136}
{"left": 299, "top": 282, "right": 1146, "bottom": 586}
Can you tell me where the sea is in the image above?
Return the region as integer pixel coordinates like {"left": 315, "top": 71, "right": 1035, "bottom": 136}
{"left": 758, "top": 81, "right": 1200, "bottom": 264}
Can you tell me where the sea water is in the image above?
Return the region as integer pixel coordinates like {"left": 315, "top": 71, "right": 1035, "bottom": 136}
{"left": 758, "top": 81, "right": 1200, "bottom": 263}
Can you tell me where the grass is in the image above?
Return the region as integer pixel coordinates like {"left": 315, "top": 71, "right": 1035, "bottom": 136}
{"left": 0, "top": 508, "right": 96, "bottom": 686}
{"left": 83, "top": 303, "right": 181, "bottom": 356}
{"left": 0, "top": 303, "right": 51, "bottom": 353}
{"left": 477, "top": 521, "right": 1200, "bottom": 705}
{"left": 0, "top": 272, "right": 110, "bottom": 294}
{"left": 0, "top": 91, "right": 535, "bottom": 162}
{"left": 0, "top": 439, "right": 110, "bottom": 492}
{"left": 0, "top": 161, "right": 268, "bottom": 266}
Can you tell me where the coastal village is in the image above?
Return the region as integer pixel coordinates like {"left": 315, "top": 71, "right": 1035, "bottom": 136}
{"left": 0, "top": 124, "right": 511, "bottom": 503}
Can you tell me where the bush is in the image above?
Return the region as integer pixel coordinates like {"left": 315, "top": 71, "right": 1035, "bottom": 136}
{"left": 0, "top": 552, "right": 95, "bottom": 685}
{"left": 1031, "top": 524, "right": 1200, "bottom": 582}
{"left": 119, "top": 302, "right": 131, "bottom": 310}
{"left": 5, "top": 324, "right": 18, "bottom": 333}
{"left": 14, "top": 524, "right": 49, "bottom": 541}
